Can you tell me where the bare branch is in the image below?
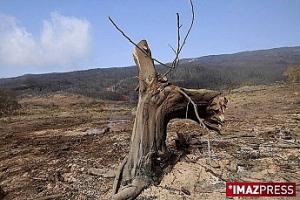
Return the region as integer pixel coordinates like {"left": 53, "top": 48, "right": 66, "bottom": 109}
{"left": 109, "top": 0, "right": 195, "bottom": 76}
{"left": 108, "top": 17, "right": 172, "bottom": 69}
{"left": 168, "top": 44, "right": 177, "bottom": 54}
{"left": 185, "top": 100, "right": 190, "bottom": 119}
{"left": 177, "top": 87, "right": 212, "bottom": 160}
{"left": 178, "top": 0, "right": 195, "bottom": 55}
{"left": 172, "top": 13, "right": 181, "bottom": 68}
{"left": 177, "top": 88, "right": 207, "bottom": 130}
{"left": 163, "top": 0, "right": 195, "bottom": 77}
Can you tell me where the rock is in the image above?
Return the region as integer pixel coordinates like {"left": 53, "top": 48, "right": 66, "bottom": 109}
{"left": 62, "top": 173, "right": 77, "bottom": 183}
{"left": 228, "top": 160, "right": 238, "bottom": 172}
{"left": 68, "top": 163, "right": 82, "bottom": 173}
{"left": 46, "top": 183, "right": 54, "bottom": 190}
{"left": 22, "top": 172, "right": 29, "bottom": 177}
{"left": 84, "top": 127, "right": 110, "bottom": 136}
{"left": 237, "top": 166, "right": 245, "bottom": 173}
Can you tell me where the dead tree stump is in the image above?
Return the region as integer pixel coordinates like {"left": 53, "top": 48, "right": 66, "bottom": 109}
{"left": 111, "top": 40, "right": 227, "bottom": 200}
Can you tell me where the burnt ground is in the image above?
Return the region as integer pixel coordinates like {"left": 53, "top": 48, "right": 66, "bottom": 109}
{"left": 0, "top": 83, "right": 299, "bottom": 200}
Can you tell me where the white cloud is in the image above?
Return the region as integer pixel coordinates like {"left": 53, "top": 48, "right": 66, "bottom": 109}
{"left": 0, "top": 12, "right": 91, "bottom": 67}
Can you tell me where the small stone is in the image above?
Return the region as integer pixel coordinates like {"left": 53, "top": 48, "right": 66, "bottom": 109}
{"left": 228, "top": 160, "right": 238, "bottom": 172}
{"left": 22, "top": 172, "right": 29, "bottom": 177}
{"left": 62, "top": 173, "right": 77, "bottom": 183}
{"left": 80, "top": 167, "right": 85, "bottom": 172}
{"left": 237, "top": 166, "right": 245, "bottom": 173}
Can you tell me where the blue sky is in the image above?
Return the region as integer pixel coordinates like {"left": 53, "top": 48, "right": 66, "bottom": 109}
{"left": 0, "top": 0, "right": 300, "bottom": 78}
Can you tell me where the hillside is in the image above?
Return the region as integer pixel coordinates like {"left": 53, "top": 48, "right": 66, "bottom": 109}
{"left": 0, "top": 46, "right": 300, "bottom": 100}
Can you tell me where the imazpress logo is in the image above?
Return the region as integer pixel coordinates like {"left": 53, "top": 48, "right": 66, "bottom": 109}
{"left": 226, "top": 182, "right": 296, "bottom": 197}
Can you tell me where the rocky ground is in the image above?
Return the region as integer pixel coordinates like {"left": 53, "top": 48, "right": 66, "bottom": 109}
{"left": 0, "top": 83, "right": 299, "bottom": 200}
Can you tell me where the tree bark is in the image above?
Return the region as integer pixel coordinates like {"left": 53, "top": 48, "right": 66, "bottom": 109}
{"left": 111, "top": 40, "right": 227, "bottom": 200}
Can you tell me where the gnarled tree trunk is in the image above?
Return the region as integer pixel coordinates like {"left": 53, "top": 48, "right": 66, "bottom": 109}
{"left": 111, "top": 40, "right": 227, "bottom": 200}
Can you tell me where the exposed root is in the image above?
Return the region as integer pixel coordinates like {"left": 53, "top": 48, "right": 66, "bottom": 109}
{"left": 112, "top": 157, "right": 128, "bottom": 196}
{"left": 111, "top": 178, "right": 148, "bottom": 200}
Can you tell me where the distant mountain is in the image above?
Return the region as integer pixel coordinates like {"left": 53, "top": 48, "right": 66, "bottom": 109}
{"left": 1, "top": 46, "right": 300, "bottom": 101}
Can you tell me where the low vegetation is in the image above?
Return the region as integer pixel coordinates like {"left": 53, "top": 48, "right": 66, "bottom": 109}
{"left": 0, "top": 89, "right": 20, "bottom": 117}
{"left": 284, "top": 65, "right": 300, "bottom": 82}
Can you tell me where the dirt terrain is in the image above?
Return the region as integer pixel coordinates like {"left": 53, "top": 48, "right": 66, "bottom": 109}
{"left": 0, "top": 83, "right": 299, "bottom": 200}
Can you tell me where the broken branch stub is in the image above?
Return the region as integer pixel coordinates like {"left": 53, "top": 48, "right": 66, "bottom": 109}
{"left": 111, "top": 40, "right": 227, "bottom": 200}
{"left": 133, "top": 40, "right": 158, "bottom": 90}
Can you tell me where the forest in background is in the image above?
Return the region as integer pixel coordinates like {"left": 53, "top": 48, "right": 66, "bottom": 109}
{"left": 0, "top": 46, "right": 300, "bottom": 101}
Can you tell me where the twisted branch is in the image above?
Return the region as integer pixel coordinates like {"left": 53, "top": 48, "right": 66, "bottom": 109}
{"left": 177, "top": 88, "right": 212, "bottom": 160}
